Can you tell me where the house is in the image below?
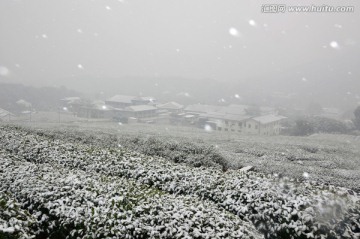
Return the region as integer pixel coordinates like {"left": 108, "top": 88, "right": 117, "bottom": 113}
{"left": 243, "top": 114, "right": 287, "bottom": 135}
{"left": 157, "top": 101, "right": 184, "bottom": 113}
{"left": 191, "top": 103, "right": 286, "bottom": 135}
{"left": 199, "top": 112, "right": 248, "bottom": 133}
{"left": 105, "top": 95, "right": 136, "bottom": 108}
{"left": 0, "top": 108, "right": 14, "bottom": 122}
{"left": 60, "top": 97, "right": 84, "bottom": 114}
{"left": 76, "top": 100, "right": 116, "bottom": 119}
{"left": 122, "top": 105, "right": 157, "bottom": 120}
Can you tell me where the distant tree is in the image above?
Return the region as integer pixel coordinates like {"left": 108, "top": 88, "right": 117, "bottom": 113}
{"left": 353, "top": 106, "right": 360, "bottom": 130}
{"left": 293, "top": 119, "right": 314, "bottom": 136}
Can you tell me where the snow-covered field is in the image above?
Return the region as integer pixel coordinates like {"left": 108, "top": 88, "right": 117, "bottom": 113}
{"left": 1, "top": 124, "right": 360, "bottom": 238}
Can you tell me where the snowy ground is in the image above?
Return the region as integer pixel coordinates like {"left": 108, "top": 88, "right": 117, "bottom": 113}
{"left": 1, "top": 123, "right": 360, "bottom": 238}
{"left": 10, "top": 120, "right": 360, "bottom": 192}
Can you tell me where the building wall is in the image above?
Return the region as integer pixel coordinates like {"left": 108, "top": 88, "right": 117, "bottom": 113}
{"left": 211, "top": 118, "right": 282, "bottom": 135}
{"left": 242, "top": 119, "right": 260, "bottom": 135}
{"left": 213, "top": 119, "right": 245, "bottom": 133}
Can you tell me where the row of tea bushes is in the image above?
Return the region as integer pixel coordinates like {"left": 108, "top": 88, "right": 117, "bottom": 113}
{"left": 0, "top": 154, "right": 260, "bottom": 238}
{"left": 0, "top": 126, "right": 359, "bottom": 238}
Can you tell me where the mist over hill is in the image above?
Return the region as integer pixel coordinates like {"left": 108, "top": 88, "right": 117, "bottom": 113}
{"left": 0, "top": 83, "right": 80, "bottom": 111}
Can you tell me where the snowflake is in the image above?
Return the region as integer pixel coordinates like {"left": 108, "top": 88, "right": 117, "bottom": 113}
{"left": 229, "top": 27, "right": 240, "bottom": 37}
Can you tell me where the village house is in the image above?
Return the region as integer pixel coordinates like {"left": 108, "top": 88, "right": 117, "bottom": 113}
{"left": 76, "top": 100, "right": 116, "bottom": 119}
{"left": 105, "top": 95, "right": 135, "bottom": 108}
{"left": 243, "top": 114, "right": 287, "bottom": 135}
{"left": 120, "top": 105, "right": 158, "bottom": 122}
{"left": 199, "top": 112, "right": 248, "bottom": 133}
{"left": 0, "top": 108, "right": 14, "bottom": 122}
{"left": 105, "top": 95, "right": 156, "bottom": 109}
{"left": 185, "top": 104, "right": 285, "bottom": 135}
{"left": 157, "top": 101, "right": 184, "bottom": 113}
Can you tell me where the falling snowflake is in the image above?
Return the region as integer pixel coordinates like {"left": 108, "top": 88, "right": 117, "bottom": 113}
{"left": 77, "top": 29, "right": 83, "bottom": 34}
{"left": 234, "top": 94, "right": 240, "bottom": 99}
{"left": 102, "top": 105, "right": 107, "bottom": 110}
{"left": 302, "top": 77, "right": 308, "bottom": 82}
{"left": 219, "top": 98, "right": 226, "bottom": 103}
{"left": 248, "top": 19, "right": 257, "bottom": 27}
{"left": 63, "top": 107, "right": 68, "bottom": 111}
{"left": 176, "top": 49, "right": 180, "bottom": 53}
{"left": 77, "top": 64, "right": 84, "bottom": 69}
{"left": 204, "top": 124, "right": 213, "bottom": 132}
{"left": 41, "top": 34, "right": 48, "bottom": 39}
{"left": 334, "top": 24, "right": 342, "bottom": 29}
{"left": 105, "top": 5, "right": 111, "bottom": 10}
{"left": 329, "top": 41, "right": 339, "bottom": 49}
{"left": 0, "top": 66, "right": 10, "bottom": 76}
{"left": 348, "top": 71, "right": 352, "bottom": 75}
{"left": 229, "top": 27, "right": 240, "bottom": 37}
{"left": 118, "top": 122, "right": 122, "bottom": 126}
{"left": 303, "top": 172, "right": 309, "bottom": 178}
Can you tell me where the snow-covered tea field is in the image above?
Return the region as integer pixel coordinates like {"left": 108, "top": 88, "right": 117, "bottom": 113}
{"left": 1, "top": 124, "right": 360, "bottom": 238}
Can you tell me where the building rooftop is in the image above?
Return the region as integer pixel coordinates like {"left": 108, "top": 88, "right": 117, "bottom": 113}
{"left": 251, "top": 114, "right": 286, "bottom": 124}
{"left": 219, "top": 104, "right": 248, "bottom": 116}
{"left": 0, "top": 108, "right": 14, "bottom": 118}
{"left": 125, "top": 105, "right": 157, "bottom": 112}
{"left": 158, "top": 101, "right": 184, "bottom": 110}
{"left": 200, "top": 112, "right": 249, "bottom": 121}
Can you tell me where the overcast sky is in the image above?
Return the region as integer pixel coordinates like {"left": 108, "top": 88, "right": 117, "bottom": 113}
{"left": 0, "top": 0, "right": 359, "bottom": 94}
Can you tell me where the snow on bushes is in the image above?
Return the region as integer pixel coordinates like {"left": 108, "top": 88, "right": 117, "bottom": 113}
{"left": 0, "top": 156, "right": 259, "bottom": 239}
{"left": 1, "top": 126, "right": 360, "bottom": 239}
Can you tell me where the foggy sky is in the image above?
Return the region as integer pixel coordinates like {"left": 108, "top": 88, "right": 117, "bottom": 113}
{"left": 0, "top": 0, "right": 359, "bottom": 94}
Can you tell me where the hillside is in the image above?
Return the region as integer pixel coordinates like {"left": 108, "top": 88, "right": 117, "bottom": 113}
{"left": 0, "top": 83, "right": 80, "bottom": 112}
{"left": 1, "top": 125, "right": 359, "bottom": 238}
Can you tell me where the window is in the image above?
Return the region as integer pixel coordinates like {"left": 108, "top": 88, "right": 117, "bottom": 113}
{"left": 218, "top": 127, "right": 222, "bottom": 131}
{"left": 238, "top": 122, "right": 242, "bottom": 127}
{"left": 248, "top": 124, "right": 251, "bottom": 128}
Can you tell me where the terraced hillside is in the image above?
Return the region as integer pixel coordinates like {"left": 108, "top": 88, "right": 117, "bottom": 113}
{"left": 1, "top": 125, "right": 360, "bottom": 238}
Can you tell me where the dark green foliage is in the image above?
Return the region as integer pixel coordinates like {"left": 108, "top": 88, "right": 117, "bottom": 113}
{"left": 293, "top": 119, "right": 315, "bottom": 136}
{"left": 292, "top": 117, "right": 349, "bottom": 136}
{"left": 353, "top": 106, "right": 360, "bottom": 130}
